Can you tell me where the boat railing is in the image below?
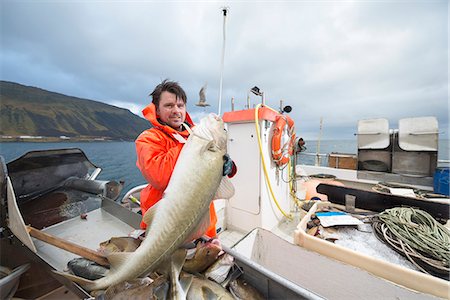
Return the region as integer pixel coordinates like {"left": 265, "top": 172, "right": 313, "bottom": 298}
{"left": 438, "top": 159, "right": 450, "bottom": 166}
{"left": 296, "top": 152, "right": 333, "bottom": 167}
{"left": 297, "top": 152, "right": 450, "bottom": 168}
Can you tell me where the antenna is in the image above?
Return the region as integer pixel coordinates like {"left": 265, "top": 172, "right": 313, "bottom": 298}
{"left": 316, "top": 117, "right": 323, "bottom": 166}
{"left": 217, "top": 7, "right": 229, "bottom": 116}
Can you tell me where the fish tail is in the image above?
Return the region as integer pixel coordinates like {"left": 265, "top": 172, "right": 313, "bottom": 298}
{"left": 52, "top": 270, "right": 98, "bottom": 291}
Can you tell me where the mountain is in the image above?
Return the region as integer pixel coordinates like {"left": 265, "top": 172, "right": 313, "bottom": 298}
{"left": 0, "top": 81, "right": 150, "bottom": 140}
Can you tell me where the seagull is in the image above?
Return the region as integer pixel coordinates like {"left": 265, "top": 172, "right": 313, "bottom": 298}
{"left": 195, "top": 83, "right": 210, "bottom": 107}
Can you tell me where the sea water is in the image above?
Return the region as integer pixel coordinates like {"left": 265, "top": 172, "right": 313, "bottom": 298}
{"left": 1, "top": 139, "right": 449, "bottom": 198}
{"left": 0, "top": 141, "right": 147, "bottom": 199}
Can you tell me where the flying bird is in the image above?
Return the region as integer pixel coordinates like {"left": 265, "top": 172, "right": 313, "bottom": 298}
{"left": 195, "top": 83, "right": 210, "bottom": 107}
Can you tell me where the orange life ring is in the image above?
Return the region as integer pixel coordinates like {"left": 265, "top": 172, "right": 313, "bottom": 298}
{"left": 271, "top": 115, "right": 295, "bottom": 167}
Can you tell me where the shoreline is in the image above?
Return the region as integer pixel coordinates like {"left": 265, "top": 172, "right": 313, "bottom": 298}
{"left": 0, "top": 137, "right": 135, "bottom": 143}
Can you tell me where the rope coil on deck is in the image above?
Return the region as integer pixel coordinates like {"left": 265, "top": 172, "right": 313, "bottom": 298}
{"left": 372, "top": 207, "right": 450, "bottom": 279}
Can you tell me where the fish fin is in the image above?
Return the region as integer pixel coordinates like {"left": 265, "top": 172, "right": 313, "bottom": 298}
{"left": 154, "top": 257, "right": 171, "bottom": 276}
{"left": 185, "top": 212, "right": 210, "bottom": 243}
{"left": 202, "top": 286, "right": 218, "bottom": 299}
{"left": 107, "top": 252, "right": 133, "bottom": 273}
{"left": 179, "top": 274, "right": 193, "bottom": 294}
{"left": 156, "top": 249, "right": 187, "bottom": 276}
{"left": 154, "top": 280, "right": 170, "bottom": 300}
{"left": 195, "top": 240, "right": 202, "bottom": 250}
{"left": 206, "top": 140, "right": 221, "bottom": 152}
{"left": 173, "top": 249, "right": 187, "bottom": 270}
{"left": 213, "top": 176, "right": 235, "bottom": 200}
{"left": 169, "top": 250, "right": 190, "bottom": 299}
{"left": 52, "top": 270, "right": 95, "bottom": 286}
{"left": 142, "top": 200, "right": 161, "bottom": 226}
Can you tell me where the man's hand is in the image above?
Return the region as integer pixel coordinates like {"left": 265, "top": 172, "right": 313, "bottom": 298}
{"left": 223, "top": 154, "right": 237, "bottom": 178}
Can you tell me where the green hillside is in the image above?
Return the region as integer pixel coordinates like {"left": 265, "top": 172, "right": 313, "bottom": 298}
{"left": 0, "top": 81, "right": 150, "bottom": 140}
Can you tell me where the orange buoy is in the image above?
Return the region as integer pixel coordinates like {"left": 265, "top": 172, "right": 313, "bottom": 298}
{"left": 271, "top": 115, "right": 295, "bottom": 167}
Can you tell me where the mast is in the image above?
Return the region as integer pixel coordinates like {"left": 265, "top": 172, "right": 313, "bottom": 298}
{"left": 217, "top": 7, "right": 228, "bottom": 116}
{"left": 316, "top": 117, "right": 323, "bottom": 166}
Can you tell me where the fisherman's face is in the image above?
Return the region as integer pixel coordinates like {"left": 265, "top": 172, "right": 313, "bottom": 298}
{"left": 157, "top": 91, "right": 186, "bottom": 130}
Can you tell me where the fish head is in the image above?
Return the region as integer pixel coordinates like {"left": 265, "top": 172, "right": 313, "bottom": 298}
{"left": 196, "top": 241, "right": 222, "bottom": 260}
{"left": 194, "top": 114, "right": 227, "bottom": 151}
{"left": 99, "top": 239, "right": 115, "bottom": 249}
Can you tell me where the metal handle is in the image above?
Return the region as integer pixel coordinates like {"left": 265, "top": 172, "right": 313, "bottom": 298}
{"left": 409, "top": 131, "right": 439, "bottom": 135}
{"left": 354, "top": 132, "right": 381, "bottom": 135}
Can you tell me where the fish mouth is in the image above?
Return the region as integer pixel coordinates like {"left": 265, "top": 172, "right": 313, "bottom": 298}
{"left": 210, "top": 113, "right": 220, "bottom": 121}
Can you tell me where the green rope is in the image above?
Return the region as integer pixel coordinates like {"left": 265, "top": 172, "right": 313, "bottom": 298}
{"left": 374, "top": 207, "right": 450, "bottom": 277}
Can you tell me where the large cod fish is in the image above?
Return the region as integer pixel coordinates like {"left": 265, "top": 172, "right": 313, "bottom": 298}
{"left": 57, "top": 113, "right": 234, "bottom": 291}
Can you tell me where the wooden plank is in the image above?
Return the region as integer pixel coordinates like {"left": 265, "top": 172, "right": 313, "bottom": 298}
{"left": 27, "top": 226, "right": 109, "bottom": 266}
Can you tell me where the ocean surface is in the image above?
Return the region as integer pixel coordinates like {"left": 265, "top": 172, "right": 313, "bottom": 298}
{"left": 1, "top": 139, "right": 449, "bottom": 199}
{"left": 1, "top": 141, "right": 147, "bottom": 199}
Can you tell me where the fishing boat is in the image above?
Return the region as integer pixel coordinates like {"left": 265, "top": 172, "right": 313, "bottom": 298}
{"left": 121, "top": 101, "right": 449, "bottom": 299}
{"left": 1, "top": 99, "right": 449, "bottom": 299}
{"left": 0, "top": 148, "right": 318, "bottom": 299}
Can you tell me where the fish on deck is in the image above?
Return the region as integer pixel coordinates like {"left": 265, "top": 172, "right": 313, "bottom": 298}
{"left": 229, "top": 278, "right": 265, "bottom": 300}
{"left": 185, "top": 274, "right": 234, "bottom": 300}
{"left": 205, "top": 253, "right": 235, "bottom": 284}
{"left": 98, "top": 237, "right": 142, "bottom": 256}
{"left": 67, "top": 258, "right": 109, "bottom": 281}
{"left": 96, "top": 276, "right": 168, "bottom": 300}
{"left": 183, "top": 241, "right": 222, "bottom": 274}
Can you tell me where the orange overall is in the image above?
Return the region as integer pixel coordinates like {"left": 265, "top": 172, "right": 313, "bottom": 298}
{"left": 135, "top": 103, "right": 217, "bottom": 238}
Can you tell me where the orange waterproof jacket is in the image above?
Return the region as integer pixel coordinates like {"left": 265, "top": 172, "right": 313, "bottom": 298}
{"left": 135, "top": 103, "right": 217, "bottom": 238}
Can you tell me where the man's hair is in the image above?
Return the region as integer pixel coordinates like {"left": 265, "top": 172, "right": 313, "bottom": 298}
{"left": 150, "top": 79, "right": 187, "bottom": 107}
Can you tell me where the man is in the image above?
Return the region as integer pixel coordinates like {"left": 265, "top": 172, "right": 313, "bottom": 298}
{"left": 296, "top": 137, "right": 306, "bottom": 153}
{"left": 294, "top": 137, "right": 307, "bottom": 165}
{"left": 135, "top": 79, "right": 235, "bottom": 238}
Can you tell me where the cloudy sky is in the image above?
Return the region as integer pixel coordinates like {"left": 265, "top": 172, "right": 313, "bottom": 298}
{"left": 1, "top": 0, "right": 448, "bottom": 140}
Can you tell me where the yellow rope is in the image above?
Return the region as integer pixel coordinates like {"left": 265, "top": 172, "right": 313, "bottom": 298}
{"left": 287, "top": 158, "right": 304, "bottom": 210}
{"left": 254, "top": 104, "right": 292, "bottom": 220}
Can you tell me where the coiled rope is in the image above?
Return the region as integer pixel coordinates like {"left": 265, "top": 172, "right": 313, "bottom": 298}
{"left": 372, "top": 207, "right": 450, "bottom": 278}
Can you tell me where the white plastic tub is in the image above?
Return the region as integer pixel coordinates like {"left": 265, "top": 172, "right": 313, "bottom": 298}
{"left": 233, "top": 227, "right": 443, "bottom": 299}
{"left": 294, "top": 201, "right": 449, "bottom": 299}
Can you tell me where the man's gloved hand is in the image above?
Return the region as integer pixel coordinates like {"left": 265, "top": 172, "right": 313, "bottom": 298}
{"left": 223, "top": 154, "right": 237, "bottom": 178}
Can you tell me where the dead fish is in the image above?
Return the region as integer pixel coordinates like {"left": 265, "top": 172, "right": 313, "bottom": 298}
{"left": 306, "top": 226, "right": 319, "bottom": 236}
{"left": 67, "top": 258, "right": 109, "bottom": 280}
{"left": 154, "top": 278, "right": 170, "bottom": 300}
{"left": 98, "top": 276, "right": 167, "bottom": 300}
{"left": 183, "top": 241, "right": 222, "bottom": 274}
{"left": 0, "top": 266, "right": 11, "bottom": 279}
{"left": 205, "top": 253, "right": 234, "bottom": 284}
{"left": 169, "top": 249, "right": 192, "bottom": 300}
{"left": 154, "top": 249, "right": 193, "bottom": 300}
{"left": 99, "top": 237, "right": 142, "bottom": 255}
{"left": 229, "top": 278, "right": 265, "bottom": 300}
{"left": 185, "top": 275, "right": 234, "bottom": 300}
{"left": 55, "top": 114, "right": 234, "bottom": 291}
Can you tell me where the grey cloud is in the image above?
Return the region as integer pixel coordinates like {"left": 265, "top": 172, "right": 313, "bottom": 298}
{"left": 1, "top": 1, "right": 447, "bottom": 140}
